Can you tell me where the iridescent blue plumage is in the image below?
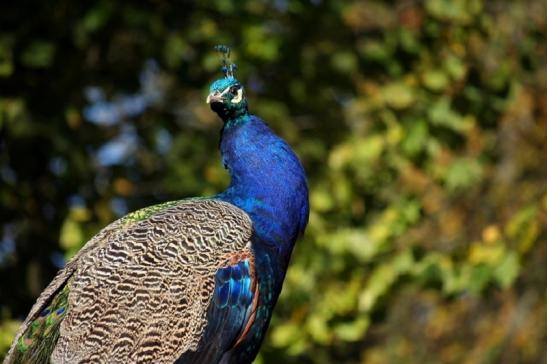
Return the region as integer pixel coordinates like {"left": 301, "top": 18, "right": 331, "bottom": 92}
{"left": 214, "top": 114, "right": 308, "bottom": 363}
{"left": 209, "top": 78, "right": 237, "bottom": 93}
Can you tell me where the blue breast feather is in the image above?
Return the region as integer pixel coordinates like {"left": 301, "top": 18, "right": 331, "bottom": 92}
{"left": 218, "top": 116, "right": 309, "bottom": 268}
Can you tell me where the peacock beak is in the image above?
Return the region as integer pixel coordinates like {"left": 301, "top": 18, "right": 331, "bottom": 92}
{"left": 206, "top": 92, "right": 223, "bottom": 104}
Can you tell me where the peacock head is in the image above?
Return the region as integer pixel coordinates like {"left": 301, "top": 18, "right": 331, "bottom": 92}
{"left": 207, "top": 45, "right": 248, "bottom": 121}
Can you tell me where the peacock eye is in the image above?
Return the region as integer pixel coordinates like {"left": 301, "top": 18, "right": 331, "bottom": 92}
{"left": 229, "top": 86, "right": 239, "bottom": 95}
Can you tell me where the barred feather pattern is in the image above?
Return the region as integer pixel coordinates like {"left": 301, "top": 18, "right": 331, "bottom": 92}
{"left": 5, "top": 199, "right": 253, "bottom": 364}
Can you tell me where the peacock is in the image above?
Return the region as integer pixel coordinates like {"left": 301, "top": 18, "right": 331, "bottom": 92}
{"left": 4, "top": 45, "right": 309, "bottom": 364}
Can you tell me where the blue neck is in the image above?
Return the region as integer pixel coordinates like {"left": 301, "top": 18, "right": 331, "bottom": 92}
{"left": 216, "top": 113, "right": 309, "bottom": 275}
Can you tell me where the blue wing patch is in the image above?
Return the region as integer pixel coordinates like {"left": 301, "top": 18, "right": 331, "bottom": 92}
{"left": 213, "top": 260, "right": 254, "bottom": 309}
{"left": 177, "top": 258, "right": 257, "bottom": 363}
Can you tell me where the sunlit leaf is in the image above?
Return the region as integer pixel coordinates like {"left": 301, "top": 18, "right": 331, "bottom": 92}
{"left": 382, "top": 82, "right": 415, "bottom": 109}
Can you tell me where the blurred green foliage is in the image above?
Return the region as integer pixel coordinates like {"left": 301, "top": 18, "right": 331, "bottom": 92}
{"left": 1, "top": 0, "right": 547, "bottom": 363}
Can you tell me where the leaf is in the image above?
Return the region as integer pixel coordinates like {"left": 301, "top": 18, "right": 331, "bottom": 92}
{"left": 0, "top": 320, "right": 21, "bottom": 359}
{"left": 331, "top": 51, "right": 358, "bottom": 73}
{"left": 425, "top": 0, "right": 483, "bottom": 25}
{"left": 444, "top": 157, "right": 482, "bottom": 191}
{"left": 20, "top": 41, "right": 55, "bottom": 68}
{"left": 382, "top": 82, "right": 415, "bottom": 109}
{"left": 333, "top": 317, "right": 370, "bottom": 342}
{"left": 358, "top": 251, "right": 413, "bottom": 312}
{"left": 422, "top": 70, "right": 449, "bottom": 91}
{"left": 402, "top": 120, "right": 429, "bottom": 156}
{"left": 468, "top": 243, "right": 505, "bottom": 265}
{"left": 493, "top": 252, "right": 520, "bottom": 289}
{"left": 310, "top": 186, "right": 334, "bottom": 212}
{"left": 428, "top": 98, "right": 468, "bottom": 132}
{"left": 59, "top": 218, "right": 83, "bottom": 251}
{"left": 505, "top": 206, "right": 539, "bottom": 254}
{"left": 270, "top": 322, "right": 301, "bottom": 348}
{"left": 59, "top": 207, "right": 90, "bottom": 253}
{"left": 82, "top": 3, "right": 113, "bottom": 32}
{"left": 306, "top": 314, "right": 331, "bottom": 344}
{"left": 244, "top": 25, "right": 280, "bottom": 62}
{"left": 0, "top": 37, "right": 13, "bottom": 77}
{"left": 445, "top": 55, "right": 467, "bottom": 81}
{"left": 467, "top": 265, "right": 494, "bottom": 293}
{"left": 163, "top": 34, "right": 189, "bottom": 69}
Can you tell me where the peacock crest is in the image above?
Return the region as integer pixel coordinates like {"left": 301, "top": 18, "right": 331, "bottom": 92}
{"left": 214, "top": 45, "right": 237, "bottom": 79}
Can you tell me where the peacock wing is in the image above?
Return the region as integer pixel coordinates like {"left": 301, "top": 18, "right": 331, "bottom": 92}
{"left": 6, "top": 199, "right": 256, "bottom": 364}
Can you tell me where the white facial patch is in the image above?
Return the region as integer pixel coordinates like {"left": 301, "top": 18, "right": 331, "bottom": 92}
{"left": 231, "top": 89, "right": 243, "bottom": 104}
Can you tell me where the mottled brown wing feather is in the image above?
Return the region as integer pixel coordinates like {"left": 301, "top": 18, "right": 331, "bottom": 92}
{"left": 4, "top": 209, "right": 127, "bottom": 364}
{"left": 6, "top": 199, "right": 253, "bottom": 364}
